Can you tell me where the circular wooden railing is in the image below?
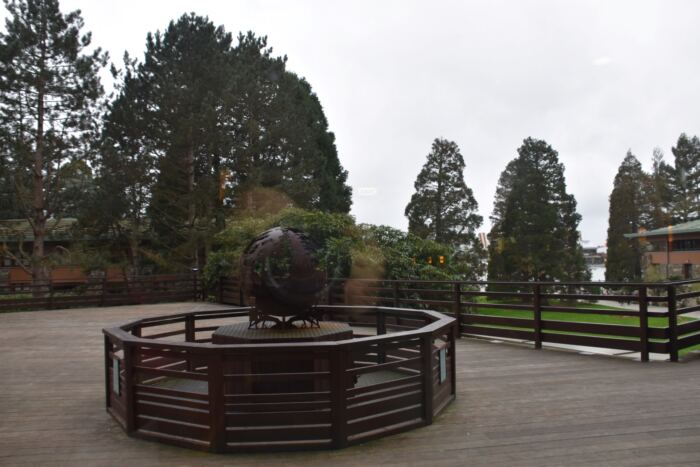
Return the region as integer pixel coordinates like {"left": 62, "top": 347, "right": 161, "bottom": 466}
{"left": 103, "top": 305, "right": 457, "bottom": 453}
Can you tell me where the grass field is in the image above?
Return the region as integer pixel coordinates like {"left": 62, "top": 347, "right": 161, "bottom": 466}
{"left": 461, "top": 298, "right": 699, "bottom": 355}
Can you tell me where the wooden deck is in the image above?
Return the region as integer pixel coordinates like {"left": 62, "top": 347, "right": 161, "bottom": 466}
{"left": 3, "top": 303, "right": 700, "bottom": 466}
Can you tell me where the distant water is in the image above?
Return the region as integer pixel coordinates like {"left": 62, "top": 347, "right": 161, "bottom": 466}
{"left": 589, "top": 265, "right": 606, "bottom": 282}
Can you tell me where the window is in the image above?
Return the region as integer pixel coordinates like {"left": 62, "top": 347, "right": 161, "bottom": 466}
{"left": 671, "top": 239, "right": 700, "bottom": 251}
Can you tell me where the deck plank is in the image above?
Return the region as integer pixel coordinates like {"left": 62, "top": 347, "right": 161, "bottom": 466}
{"left": 2, "top": 302, "right": 700, "bottom": 466}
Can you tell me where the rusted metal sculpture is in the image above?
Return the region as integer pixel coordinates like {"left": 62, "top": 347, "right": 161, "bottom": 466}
{"left": 241, "top": 227, "right": 326, "bottom": 328}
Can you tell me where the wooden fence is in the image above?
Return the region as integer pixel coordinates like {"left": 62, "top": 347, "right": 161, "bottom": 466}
{"left": 0, "top": 274, "right": 202, "bottom": 311}
{"left": 104, "top": 305, "right": 456, "bottom": 452}
{"left": 218, "top": 276, "right": 700, "bottom": 362}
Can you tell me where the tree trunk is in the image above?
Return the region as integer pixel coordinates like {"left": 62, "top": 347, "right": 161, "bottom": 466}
{"left": 32, "top": 66, "right": 48, "bottom": 295}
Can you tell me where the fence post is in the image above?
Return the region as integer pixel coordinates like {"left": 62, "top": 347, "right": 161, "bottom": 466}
{"left": 207, "top": 351, "right": 226, "bottom": 453}
{"left": 123, "top": 342, "right": 136, "bottom": 433}
{"left": 100, "top": 276, "right": 107, "bottom": 307}
{"left": 453, "top": 282, "right": 462, "bottom": 338}
{"left": 104, "top": 335, "right": 111, "bottom": 409}
{"left": 392, "top": 281, "right": 400, "bottom": 307}
{"left": 639, "top": 286, "right": 649, "bottom": 362}
{"left": 185, "top": 314, "right": 195, "bottom": 342}
{"left": 330, "top": 346, "right": 348, "bottom": 448}
{"left": 218, "top": 277, "right": 224, "bottom": 304}
{"left": 668, "top": 284, "right": 679, "bottom": 362}
{"left": 533, "top": 284, "right": 542, "bottom": 349}
{"left": 327, "top": 279, "right": 334, "bottom": 305}
{"left": 192, "top": 270, "right": 198, "bottom": 302}
{"left": 421, "top": 334, "right": 434, "bottom": 425}
{"left": 377, "top": 309, "right": 387, "bottom": 364}
{"left": 48, "top": 281, "right": 54, "bottom": 309}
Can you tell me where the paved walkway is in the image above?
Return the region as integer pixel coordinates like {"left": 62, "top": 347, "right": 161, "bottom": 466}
{"left": 3, "top": 303, "right": 700, "bottom": 466}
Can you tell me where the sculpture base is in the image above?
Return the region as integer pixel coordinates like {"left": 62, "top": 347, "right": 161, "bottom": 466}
{"left": 212, "top": 321, "right": 353, "bottom": 393}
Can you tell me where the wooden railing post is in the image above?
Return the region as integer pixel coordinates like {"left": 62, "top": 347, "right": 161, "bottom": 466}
{"left": 100, "top": 276, "right": 107, "bottom": 307}
{"left": 185, "top": 314, "right": 195, "bottom": 342}
{"left": 123, "top": 342, "right": 136, "bottom": 433}
{"left": 421, "top": 334, "right": 434, "bottom": 425}
{"left": 668, "top": 284, "right": 679, "bottom": 362}
{"left": 392, "top": 281, "right": 400, "bottom": 307}
{"left": 218, "top": 276, "right": 224, "bottom": 304}
{"left": 639, "top": 286, "right": 649, "bottom": 362}
{"left": 192, "top": 270, "right": 198, "bottom": 302}
{"left": 207, "top": 351, "right": 226, "bottom": 453}
{"left": 104, "top": 335, "right": 111, "bottom": 409}
{"left": 377, "top": 309, "right": 387, "bottom": 364}
{"left": 453, "top": 282, "right": 462, "bottom": 338}
{"left": 326, "top": 279, "right": 334, "bottom": 305}
{"left": 330, "top": 346, "right": 348, "bottom": 448}
{"left": 533, "top": 284, "right": 542, "bottom": 349}
{"left": 48, "top": 281, "right": 54, "bottom": 309}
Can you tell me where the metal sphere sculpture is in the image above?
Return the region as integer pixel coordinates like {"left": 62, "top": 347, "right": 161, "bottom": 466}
{"left": 242, "top": 227, "right": 327, "bottom": 328}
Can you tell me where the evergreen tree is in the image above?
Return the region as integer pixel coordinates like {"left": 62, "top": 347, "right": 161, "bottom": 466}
{"left": 138, "top": 14, "right": 236, "bottom": 269}
{"left": 78, "top": 57, "right": 155, "bottom": 273}
{"left": 645, "top": 147, "right": 673, "bottom": 228}
{"left": 97, "top": 19, "right": 352, "bottom": 270}
{"left": 605, "top": 151, "right": 648, "bottom": 282}
{"left": 0, "top": 0, "right": 106, "bottom": 282}
{"left": 667, "top": 133, "right": 700, "bottom": 223}
{"left": 404, "top": 138, "right": 483, "bottom": 251}
{"left": 227, "top": 33, "right": 351, "bottom": 214}
{"left": 488, "top": 137, "right": 587, "bottom": 282}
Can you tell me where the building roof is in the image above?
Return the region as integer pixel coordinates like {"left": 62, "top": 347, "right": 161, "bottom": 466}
{"left": 624, "top": 219, "right": 700, "bottom": 239}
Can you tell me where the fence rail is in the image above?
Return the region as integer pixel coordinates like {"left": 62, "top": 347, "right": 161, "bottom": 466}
{"left": 103, "top": 305, "right": 456, "bottom": 452}
{"left": 0, "top": 274, "right": 202, "bottom": 311}
{"left": 217, "top": 276, "right": 700, "bottom": 362}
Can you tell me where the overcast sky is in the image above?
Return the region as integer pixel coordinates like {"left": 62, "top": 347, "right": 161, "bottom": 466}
{"left": 24, "top": 0, "right": 700, "bottom": 245}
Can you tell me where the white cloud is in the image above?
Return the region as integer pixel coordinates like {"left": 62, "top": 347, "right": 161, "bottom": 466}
{"left": 592, "top": 56, "right": 613, "bottom": 66}
{"left": 357, "top": 187, "right": 378, "bottom": 197}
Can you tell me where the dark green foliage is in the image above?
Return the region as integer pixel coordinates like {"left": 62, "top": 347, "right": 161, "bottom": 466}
{"left": 0, "top": 0, "right": 106, "bottom": 280}
{"left": 404, "top": 138, "right": 484, "bottom": 278}
{"left": 488, "top": 138, "right": 588, "bottom": 283}
{"left": 229, "top": 35, "right": 351, "bottom": 214}
{"left": 667, "top": 133, "right": 700, "bottom": 223}
{"left": 645, "top": 147, "right": 673, "bottom": 227}
{"left": 605, "top": 151, "right": 648, "bottom": 281}
{"left": 405, "top": 138, "right": 482, "bottom": 247}
{"left": 203, "top": 208, "right": 478, "bottom": 290}
{"left": 95, "top": 17, "right": 352, "bottom": 271}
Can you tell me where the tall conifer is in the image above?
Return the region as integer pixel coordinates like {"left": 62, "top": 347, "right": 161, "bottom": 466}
{"left": 0, "top": 0, "right": 106, "bottom": 282}
{"left": 488, "top": 138, "right": 587, "bottom": 282}
{"left": 605, "top": 151, "right": 647, "bottom": 281}
{"left": 404, "top": 138, "right": 482, "bottom": 250}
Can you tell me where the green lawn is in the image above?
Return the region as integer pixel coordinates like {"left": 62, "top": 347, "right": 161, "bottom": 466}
{"left": 462, "top": 299, "right": 699, "bottom": 355}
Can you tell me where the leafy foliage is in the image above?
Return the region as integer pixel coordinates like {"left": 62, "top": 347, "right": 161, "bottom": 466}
{"left": 405, "top": 138, "right": 482, "bottom": 248}
{"left": 488, "top": 138, "right": 588, "bottom": 283}
{"left": 0, "top": 0, "right": 106, "bottom": 281}
{"left": 605, "top": 151, "right": 648, "bottom": 281}
{"left": 203, "top": 208, "right": 481, "bottom": 289}
{"left": 87, "top": 16, "right": 352, "bottom": 272}
{"left": 667, "top": 133, "right": 700, "bottom": 223}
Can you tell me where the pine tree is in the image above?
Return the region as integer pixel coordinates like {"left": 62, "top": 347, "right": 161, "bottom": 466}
{"left": 605, "top": 151, "right": 648, "bottom": 282}
{"left": 404, "top": 138, "right": 483, "bottom": 250}
{"left": 227, "top": 33, "right": 351, "bottom": 214}
{"left": 488, "top": 137, "right": 587, "bottom": 282}
{"left": 78, "top": 56, "right": 156, "bottom": 273}
{"left": 644, "top": 147, "right": 673, "bottom": 228}
{"left": 0, "top": 0, "right": 106, "bottom": 283}
{"left": 97, "top": 20, "right": 352, "bottom": 270}
{"left": 667, "top": 133, "right": 700, "bottom": 223}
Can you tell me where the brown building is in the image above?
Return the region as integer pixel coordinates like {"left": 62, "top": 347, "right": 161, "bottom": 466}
{"left": 0, "top": 218, "right": 126, "bottom": 285}
{"left": 625, "top": 220, "right": 700, "bottom": 280}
